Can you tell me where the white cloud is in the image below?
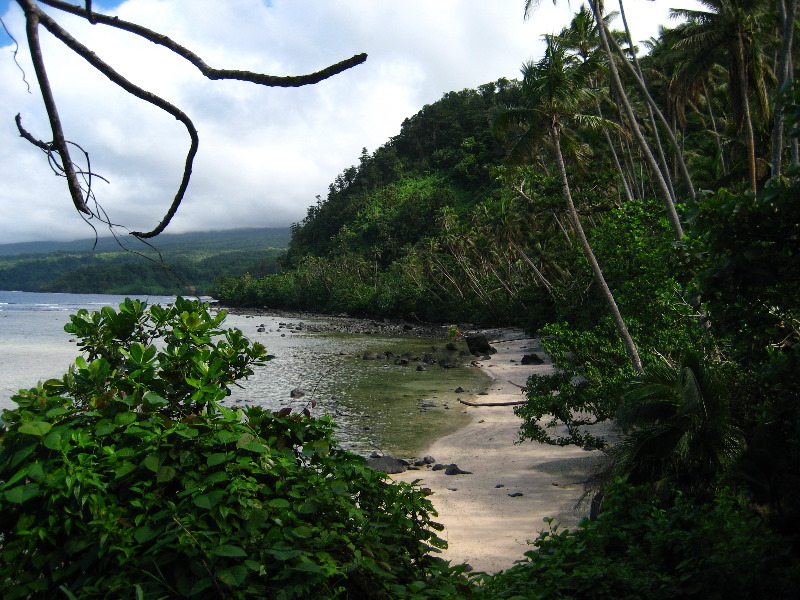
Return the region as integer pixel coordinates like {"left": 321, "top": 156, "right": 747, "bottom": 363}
{"left": 0, "top": 0, "right": 701, "bottom": 244}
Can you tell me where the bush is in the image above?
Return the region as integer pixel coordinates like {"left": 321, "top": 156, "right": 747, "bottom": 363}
{"left": 0, "top": 299, "right": 467, "bottom": 599}
{"left": 475, "top": 480, "right": 799, "bottom": 600}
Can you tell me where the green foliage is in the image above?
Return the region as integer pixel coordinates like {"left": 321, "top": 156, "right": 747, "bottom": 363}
{"left": 613, "top": 351, "right": 744, "bottom": 499}
{"left": 475, "top": 480, "right": 799, "bottom": 600}
{"left": 0, "top": 299, "right": 467, "bottom": 599}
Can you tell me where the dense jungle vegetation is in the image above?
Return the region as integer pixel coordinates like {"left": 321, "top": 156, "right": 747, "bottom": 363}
{"left": 2, "top": 0, "right": 800, "bottom": 597}
{"left": 0, "top": 228, "right": 290, "bottom": 295}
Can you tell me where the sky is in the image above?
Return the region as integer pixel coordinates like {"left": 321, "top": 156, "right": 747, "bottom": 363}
{"left": 0, "top": 0, "right": 702, "bottom": 244}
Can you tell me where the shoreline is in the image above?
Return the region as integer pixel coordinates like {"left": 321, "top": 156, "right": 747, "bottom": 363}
{"left": 391, "top": 329, "right": 609, "bottom": 574}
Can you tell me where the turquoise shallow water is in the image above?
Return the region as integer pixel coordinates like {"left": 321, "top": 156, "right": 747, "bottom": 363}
{"left": 0, "top": 292, "right": 489, "bottom": 456}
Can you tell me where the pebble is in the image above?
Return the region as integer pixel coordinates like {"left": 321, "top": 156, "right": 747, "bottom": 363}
{"left": 507, "top": 492, "right": 524, "bottom": 497}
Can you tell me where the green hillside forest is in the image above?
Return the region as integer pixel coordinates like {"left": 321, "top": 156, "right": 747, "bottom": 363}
{"left": 0, "top": 228, "right": 290, "bottom": 295}
{"left": 2, "top": 2, "right": 800, "bottom": 598}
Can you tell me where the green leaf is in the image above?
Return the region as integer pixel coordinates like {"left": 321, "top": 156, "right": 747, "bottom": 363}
{"left": 235, "top": 433, "right": 255, "bottom": 448}
{"left": 268, "top": 498, "right": 290, "bottom": 509}
{"left": 193, "top": 490, "right": 225, "bottom": 509}
{"left": 217, "top": 565, "right": 248, "bottom": 587}
{"left": 142, "top": 391, "right": 168, "bottom": 407}
{"left": 4, "top": 483, "right": 40, "bottom": 504}
{"left": 115, "top": 461, "right": 137, "bottom": 480}
{"left": 293, "top": 526, "right": 313, "bottom": 539}
{"left": 115, "top": 412, "right": 137, "bottom": 426}
{"left": 143, "top": 455, "right": 160, "bottom": 472}
{"left": 43, "top": 429, "right": 69, "bottom": 451}
{"left": 267, "top": 548, "right": 302, "bottom": 561}
{"left": 94, "top": 423, "right": 116, "bottom": 436}
{"left": 18, "top": 421, "right": 52, "bottom": 436}
{"left": 133, "top": 524, "right": 161, "bottom": 543}
{"left": 239, "top": 441, "right": 268, "bottom": 453}
{"left": 175, "top": 426, "right": 199, "bottom": 439}
{"left": 211, "top": 544, "right": 247, "bottom": 558}
{"left": 45, "top": 406, "right": 70, "bottom": 418}
{"left": 207, "top": 453, "right": 232, "bottom": 467}
{"left": 203, "top": 472, "right": 230, "bottom": 485}
{"left": 156, "top": 466, "right": 176, "bottom": 483}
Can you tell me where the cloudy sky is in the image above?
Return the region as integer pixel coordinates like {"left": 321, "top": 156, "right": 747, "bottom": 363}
{"left": 0, "top": 0, "right": 700, "bottom": 244}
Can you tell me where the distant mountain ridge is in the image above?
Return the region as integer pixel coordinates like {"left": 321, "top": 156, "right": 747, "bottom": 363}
{"left": 0, "top": 227, "right": 291, "bottom": 295}
{"left": 0, "top": 227, "right": 291, "bottom": 257}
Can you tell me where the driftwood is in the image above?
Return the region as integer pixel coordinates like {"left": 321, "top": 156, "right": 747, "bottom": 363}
{"left": 458, "top": 398, "right": 527, "bottom": 407}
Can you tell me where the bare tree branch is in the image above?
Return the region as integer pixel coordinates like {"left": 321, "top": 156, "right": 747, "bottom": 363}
{"left": 18, "top": 0, "right": 90, "bottom": 214}
{"left": 13, "top": 0, "right": 368, "bottom": 238}
{"left": 37, "top": 0, "right": 367, "bottom": 87}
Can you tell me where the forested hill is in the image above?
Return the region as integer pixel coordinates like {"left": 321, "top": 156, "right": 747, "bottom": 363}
{"left": 285, "top": 79, "right": 521, "bottom": 262}
{"left": 0, "top": 227, "right": 290, "bottom": 295}
{"left": 213, "top": 79, "right": 555, "bottom": 324}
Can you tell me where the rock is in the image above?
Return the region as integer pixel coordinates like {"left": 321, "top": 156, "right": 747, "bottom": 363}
{"left": 465, "top": 334, "right": 497, "bottom": 356}
{"left": 447, "top": 487, "right": 458, "bottom": 491}
{"left": 438, "top": 358, "right": 458, "bottom": 369}
{"left": 445, "top": 464, "right": 472, "bottom": 475}
{"left": 460, "top": 349, "right": 471, "bottom": 357}
{"left": 423, "top": 456, "right": 436, "bottom": 464}
{"left": 431, "top": 464, "right": 447, "bottom": 471}
{"left": 257, "top": 327, "right": 265, "bottom": 332}
{"left": 290, "top": 388, "right": 306, "bottom": 398}
{"left": 521, "top": 353, "right": 545, "bottom": 365}
{"left": 507, "top": 492, "right": 524, "bottom": 497}
{"left": 362, "top": 351, "right": 378, "bottom": 360}
{"left": 495, "top": 484, "right": 505, "bottom": 488}
{"left": 365, "top": 455, "right": 407, "bottom": 474}
{"left": 416, "top": 365, "right": 427, "bottom": 371}
{"left": 445, "top": 342, "right": 458, "bottom": 351}
{"left": 414, "top": 459, "right": 426, "bottom": 467}
{"left": 454, "top": 386, "right": 466, "bottom": 393}
{"left": 394, "top": 357, "right": 410, "bottom": 366}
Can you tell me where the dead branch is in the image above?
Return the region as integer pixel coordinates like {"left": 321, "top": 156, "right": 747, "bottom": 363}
{"left": 14, "top": 0, "right": 368, "bottom": 238}
{"left": 38, "top": 0, "right": 367, "bottom": 87}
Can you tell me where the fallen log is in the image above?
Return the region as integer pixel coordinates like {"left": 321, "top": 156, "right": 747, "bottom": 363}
{"left": 458, "top": 397, "right": 527, "bottom": 407}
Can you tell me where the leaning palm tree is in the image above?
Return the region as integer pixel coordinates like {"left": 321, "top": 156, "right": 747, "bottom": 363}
{"left": 493, "top": 37, "right": 643, "bottom": 373}
{"left": 612, "top": 350, "right": 744, "bottom": 498}
{"left": 670, "top": 0, "right": 774, "bottom": 193}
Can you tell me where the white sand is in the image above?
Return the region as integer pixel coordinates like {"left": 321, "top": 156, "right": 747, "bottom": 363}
{"left": 391, "top": 330, "right": 608, "bottom": 574}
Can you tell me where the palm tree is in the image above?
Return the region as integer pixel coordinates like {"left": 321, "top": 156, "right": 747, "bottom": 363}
{"left": 612, "top": 350, "right": 744, "bottom": 498}
{"left": 670, "top": 0, "right": 774, "bottom": 192}
{"left": 494, "top": 37, "right": 643, "bottom": 373}
{"left": 525, "top": 1, "right": 686, "bottom": 241}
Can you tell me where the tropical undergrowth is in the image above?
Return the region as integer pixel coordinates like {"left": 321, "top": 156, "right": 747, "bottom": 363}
{"left": 0, "top": 298, "right": 469, "bottom": 599}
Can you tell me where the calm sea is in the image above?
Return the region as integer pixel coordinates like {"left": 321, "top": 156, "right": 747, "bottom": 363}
{"left": 0, "top": 291, "right": 485, "bottom": 455}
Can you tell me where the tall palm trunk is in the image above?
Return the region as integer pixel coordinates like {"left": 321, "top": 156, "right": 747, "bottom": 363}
{"left": 736, "top": 31, "right": 758, "bottom": 192}
{"left": 610, "top": 2, "right": 696, "bottom": 199}
{"left": 772, "top": 0, "right": 797, "bottom": 177}
{"left": 552, "top": 124, "right": 643, "bottom": 373}
{"left": 589, "top": 0, "right": 685, "bottom": 241}
{"left": 702, "top": 80, "right": 727, "bottom": 174}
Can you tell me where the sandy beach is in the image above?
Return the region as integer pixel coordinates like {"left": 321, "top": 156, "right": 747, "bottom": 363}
{"left": 392, "top": 329, "right": 608, "bottom": 574}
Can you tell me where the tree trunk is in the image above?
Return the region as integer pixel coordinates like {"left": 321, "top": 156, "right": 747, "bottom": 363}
{"left": 552, "top": 124, "right": 643, "bottom": 374}
{"left": 611, "top": 1, "right": 696, "bottom": 199}
{"left": 737, "top": 31, "right": 758, "bottom": 192}
{"left": 772, "top": 0, "right": 797, "bottom": 178}
{"left": 590, "top": 0, "right": 684, "bottom": 241}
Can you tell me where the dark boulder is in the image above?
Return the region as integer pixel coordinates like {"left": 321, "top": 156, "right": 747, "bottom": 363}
{"left": 365, "top": 455, "right": 407, "bottom": 474}
{"left": 521, "top": 353, "right": 545, "bottom": 365}
{"left": 466, "top": 334, "right": 497, "bottom": 356}
{"left": 445, "top": 464, "right": 473, "bottom": 475}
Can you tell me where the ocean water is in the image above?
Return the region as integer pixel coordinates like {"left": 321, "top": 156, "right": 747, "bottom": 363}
{"left": 0, "top": 291, "right": 487, "bottom": 456}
